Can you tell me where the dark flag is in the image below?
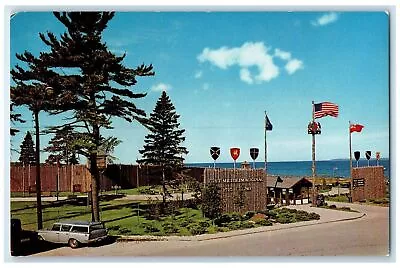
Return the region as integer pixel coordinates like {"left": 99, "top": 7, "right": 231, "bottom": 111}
{"left": 250, "top": 148, "right": 259, "bottom": 160}
{"left": 265, "top": 114, "right": 273, "bottom": 131}
{"left": 210, "top": 147, "right": 220, "bottom": 161}
{"left": 314, "top": 102, "right": 339, "bottom": 119}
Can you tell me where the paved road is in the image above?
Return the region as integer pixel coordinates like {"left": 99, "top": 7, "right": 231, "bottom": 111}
{"left": 30, "top": 202, "right": 389, "bottom": 257}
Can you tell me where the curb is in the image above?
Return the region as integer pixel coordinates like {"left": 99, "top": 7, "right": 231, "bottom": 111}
{"left": 116, "top": 212, "right": 366, "bottom": 242}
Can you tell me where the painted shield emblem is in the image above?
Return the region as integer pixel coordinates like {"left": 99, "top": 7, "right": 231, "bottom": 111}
{"left": 250, "top": 148, "right": 259, "bottom": 161}
{"left": 354, "top": 151, "right": 360, "bottom": 161}
{"left": 210, "top": 147, "right": 220, "bottom": 161}
{"left": 230, "top": 147, "right": 240, "bottom": 161}
{"left": 365, "top": 151, "right": 371, "bottom": 160}
{"left": 376, "top": 152, "right": 380, "bottom": 160}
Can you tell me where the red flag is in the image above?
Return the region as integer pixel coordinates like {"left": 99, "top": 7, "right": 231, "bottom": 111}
{"left": 230, "top": 148, "right": 240, "bottom": 161}
{"left": 350, "top": 124, "right": 364, "bottom": 133}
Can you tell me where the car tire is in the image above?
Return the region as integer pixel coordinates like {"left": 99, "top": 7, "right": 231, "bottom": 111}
{"left": 68, "top": 238, "right": 80, "bottom": 249}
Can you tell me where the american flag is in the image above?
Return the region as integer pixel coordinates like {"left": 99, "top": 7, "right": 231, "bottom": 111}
{"left": 313, "top": 102, "right": 339, "bottom": 119}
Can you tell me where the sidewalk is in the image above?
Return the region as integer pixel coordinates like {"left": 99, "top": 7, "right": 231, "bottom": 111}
{"left": 117, "top": 202, "right": 365, "bottom": 242}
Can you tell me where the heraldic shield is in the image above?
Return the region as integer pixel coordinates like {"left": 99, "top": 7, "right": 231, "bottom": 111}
{"left": 250, "top": 148, "right": 259, "bottom": 161}
{"left": 230, "top": 147, "right": 240, "bottom": 161}
{"left": 354, "top": 151, "right": 361, "bottom": 161}
{"left": 365, "top": 151, "right": 372, "bottom": 160}
{"left": 210, "top": 147, "right": 220, "bottom": 161}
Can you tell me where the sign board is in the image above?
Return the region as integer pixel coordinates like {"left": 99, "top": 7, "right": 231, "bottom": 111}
{"left": 96, "top": 155, "right": 107, "bottom": 170}
{"left": 353, "top": 178, "right": 365, "bottom": 187}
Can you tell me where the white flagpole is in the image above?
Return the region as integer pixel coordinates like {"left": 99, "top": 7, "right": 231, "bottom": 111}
{"left": 264, "top": 110, "right": 267, "bottom": 174}
{"left": 349, "top": 121, "right": 352, "bottom": 177}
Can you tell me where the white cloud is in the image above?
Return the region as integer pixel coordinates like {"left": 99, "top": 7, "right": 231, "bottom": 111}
{"left": 311, "top": 12, "right": 339, "bottom": 27}
{"left": 274, "top": 48, "right": 291, "bottom": 61}
{"left": 194, "top": 70, "right": 203, "bottom": 79}
{"left": 198, "top": 42, "right": 284, "bottom": 84}
{"left": 285, "top": 59, "right": 304, "bottom": 75}
{"left": 151, "top": 83, "right": 172, "bottom": 92}
{"left": 240, "top": 68, "right": 253, "bottom": 84}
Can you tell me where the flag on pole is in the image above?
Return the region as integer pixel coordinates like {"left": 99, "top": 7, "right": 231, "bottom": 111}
{"left": 265, "top": 113, "right": 273, "bottom": 131}
{"left": 314, "top": 102, "right": 339, "bottom": 119}
{"left": 350, "top": 123, "right": 364, "bottom": 133}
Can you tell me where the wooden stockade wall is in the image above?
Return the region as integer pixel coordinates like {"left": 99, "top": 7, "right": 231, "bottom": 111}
{"left": 10, "top": 164, "right": 92, "bottom": 193}
{"left": 10, "top": 163, "right": 204, "bottom": 193}
{"left": 351, "top": 166, "right": 385, "bottom": 202}
{"left": 204, "top": 168, "right": 268, "bottom": 213}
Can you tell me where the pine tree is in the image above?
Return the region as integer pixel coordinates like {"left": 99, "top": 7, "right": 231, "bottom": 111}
{"left": 11, "top": 42, "right": 60, "bottom": 230}
{"left": 138, "top": 91, "right": 188, "bottom": 206}
{"left": 44, "top": 126, "right": 79, "bottom": 165}
{"left": 10, "top": 103, "right": 25, "bottom": 136}
{"left": 36, "top": 12, "right": 154, "bottom": 222}
{"left": 19, "top": 131, "right": 36, "bottom": 165}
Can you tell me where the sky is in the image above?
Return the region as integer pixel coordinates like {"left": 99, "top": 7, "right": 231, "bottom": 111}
{"left": 8, "top": 11, "right": 390, "bottom": 164}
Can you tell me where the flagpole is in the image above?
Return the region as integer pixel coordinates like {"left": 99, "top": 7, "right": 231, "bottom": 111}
{"left": 311, "top": 101, "right": 316, "bottom": 206}
{"left": 264, "top": 110, "right": 267, "bottom": 174}
{"left": 349, "top": 121, "right": 352, "bottom": 177}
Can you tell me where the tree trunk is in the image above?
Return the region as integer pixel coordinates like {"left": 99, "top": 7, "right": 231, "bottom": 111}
{"left": 34, "top": 110, "right": 43, "bottom": 230}
{"left": 161, "top": 166, "right": 166, "bottom": 205}
{"left": 90, "top": 124, "right": 101, "bottom": 222}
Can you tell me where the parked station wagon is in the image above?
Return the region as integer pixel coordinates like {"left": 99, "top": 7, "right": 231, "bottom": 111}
{"left": 37, "top": 220, "right": 108, "bottom": 248}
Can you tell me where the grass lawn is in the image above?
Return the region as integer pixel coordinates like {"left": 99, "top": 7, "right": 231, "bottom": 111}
{"left": 11, "top": 200, "right": 321, "bottom": 236}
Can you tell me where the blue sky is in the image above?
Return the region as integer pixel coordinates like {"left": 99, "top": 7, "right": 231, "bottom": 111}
{"left": 9, "top": 11, "right": 389, "bottom": 164}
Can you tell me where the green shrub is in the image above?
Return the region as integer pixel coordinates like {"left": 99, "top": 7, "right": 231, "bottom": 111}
{"left": 255, "top": 219, "right": 273, "bottom": 226}
{"left": 198, "top": 220, "right": 210, "bottom": 228}
{"left": 267, "top": 210, "right": 278, "bottom": 218}
{"left": 293, "top": 210, "right": 311, "bottom": 221}
{"left": 178, "top": 219, "right": 193, "bottom": 227}
{"left": 230, "top": 212, "right": 242, "bottom": 221}
{"left": 309, "top": 212, "right": 320, "bottom": 220}
{"left": 202, "top": 183, "right": 222, "bottom": 219}
{"left": 214, "top": 214, "right": 232, "bottom": 227}
{"left": 187, "top": 223, "right": 207, "bottom": 235}
{"left": 227, "top": 221, "right": 242, "bottom": 230}
{"left": 162, "top": 222, "right": 178, "bottom": 234}
{"left": 240, "top": 221, "right": 255, "bottom": 228}
{"left": 242, "top": 211, "right": 256, "bottom": 220}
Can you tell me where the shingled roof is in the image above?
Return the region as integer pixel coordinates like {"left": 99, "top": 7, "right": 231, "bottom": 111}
{"left": 266, "top": 176, "right": 312, "bottom": 189}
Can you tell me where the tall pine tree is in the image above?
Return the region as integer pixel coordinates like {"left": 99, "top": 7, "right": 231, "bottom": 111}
{"left": 11, "top": 42, "right": 60, "bottom": 230}
{"left": 44, "top": 126, "right": 79, "bottom": 165}
{"left": 138, "top": 91, "right": 188, "bottom": 205}
{"left": 37, "top": 12, "right": 154, "bottom": 221}
{"left": 19, "top": 131, "right": 36, "bottom": 165}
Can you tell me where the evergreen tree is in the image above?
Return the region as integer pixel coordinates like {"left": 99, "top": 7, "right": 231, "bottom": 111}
{"left": 138, "top": 91, "right": 188, "bottom": 206}
{"left": 11, "top": 45, "right": 59, "bottom": 230}
{"left": 10, "top": 103, "right": 25, "bottom": 136}
{"left": 19, "top": 131, "right": 36, "bottom": 165}
{"left": 36, "top": 12, "right": 154, "bottom": 221}
{"left": 44, "top": 126, "right": 79, "bottom": 165}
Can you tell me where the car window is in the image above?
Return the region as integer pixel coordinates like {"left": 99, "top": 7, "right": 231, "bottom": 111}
{"left": 71, "top": 226, "right": 89, "bottom": 233}
{"left": 52, "top": 224, "right": 61, "bottom": 231}
{"left": 61, "top": 225, "right": 72, "bottom": 232}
